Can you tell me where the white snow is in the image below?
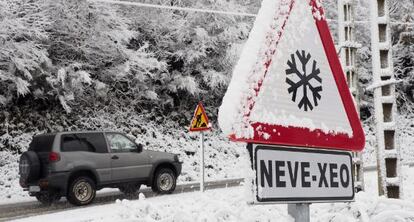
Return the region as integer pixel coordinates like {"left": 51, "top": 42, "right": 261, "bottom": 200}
{"left": 11, "top": 166, "right": 414, "bottom": 222}
{"left": 366, "top": 78, "right": 401, "bottom": 91}
{"left": 219, "top": 0, "right": 355, "bottom": 140}
{"left": 0, "top": 151, "right": 26, "bottom": 201}
{"left": 218, "top": 0, "right": 293, "bottom": 139}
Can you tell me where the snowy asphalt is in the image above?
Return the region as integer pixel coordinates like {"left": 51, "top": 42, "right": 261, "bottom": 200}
{"left": 0, "top": 178, "right": 243, "bottom": 222}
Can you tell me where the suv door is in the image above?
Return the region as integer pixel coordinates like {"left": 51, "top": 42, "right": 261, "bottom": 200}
{"left": 56, "top": 132, "right": 111, "bottom": 183}
{"left": 59, "top": 133, "right": 112, "bottom": 183}
{"left": 105, "top": 133, "right": 151, "bottom": 181}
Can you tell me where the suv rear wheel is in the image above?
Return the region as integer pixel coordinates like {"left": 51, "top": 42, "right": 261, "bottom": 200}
{"left": 35, "top": 192, "right": 61, "bottom": 206}
{"left": 119, "top": 184, "right": 141, "bottom": 198}
{"left": 152, "top": 168, "right": 176, "bottom": 194}
{"left": 67, "top": 176, "right": 96, "bottom": 206}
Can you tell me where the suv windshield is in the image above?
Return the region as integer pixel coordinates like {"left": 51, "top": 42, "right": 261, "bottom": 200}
{"left": 28, "top": 135, "right": 55, "bottom": 152}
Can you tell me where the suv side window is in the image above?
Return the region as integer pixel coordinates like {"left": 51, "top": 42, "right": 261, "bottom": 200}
{"left": 61, "top": 133, "right": 108, "bottom": 153}
{"left": 106, "top": 133, "right": 137, "bottom": 153}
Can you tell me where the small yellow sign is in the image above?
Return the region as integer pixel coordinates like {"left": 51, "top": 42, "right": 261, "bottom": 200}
{"left": 189, "top": 102, "right": 211, "bottom": 132}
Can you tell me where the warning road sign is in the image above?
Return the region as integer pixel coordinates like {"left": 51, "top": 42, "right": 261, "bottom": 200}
{"left": 189, "top": 102, "right": 211, "bottom": 132}
{"left": 254, "top": 145, "right": 354, "bottom": 203}
{"left": 218, "top": 0, "right": 365, "bottom": 151}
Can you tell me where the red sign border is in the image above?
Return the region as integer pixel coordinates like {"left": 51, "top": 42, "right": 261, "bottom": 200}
{"left": 229, "top": 0, "right": 365, "bottom": 151}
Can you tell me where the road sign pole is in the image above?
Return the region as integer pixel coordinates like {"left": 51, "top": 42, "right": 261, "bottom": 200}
{"left": 189, "top": 102, "right": 210, "bottom": 192}
{"left": 288, "top": 203, "right": 310, "bottom": 222}
{"left": 200, "top": 131, "right": 205, "bottom": 192}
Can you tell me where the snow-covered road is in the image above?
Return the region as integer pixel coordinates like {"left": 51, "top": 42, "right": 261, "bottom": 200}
{"left": 0, "top": 179, "right": 243, "bottom": 221}
{"left": 5, "top": 167, "right": 414, "bottom": 222}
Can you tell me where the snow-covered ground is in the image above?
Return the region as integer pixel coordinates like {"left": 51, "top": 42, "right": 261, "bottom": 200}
{"left": 0, "top": 151, "right": 22, "bottom": 202}
{"left": 11, "top": 166, "right": 414, "bottom": 222}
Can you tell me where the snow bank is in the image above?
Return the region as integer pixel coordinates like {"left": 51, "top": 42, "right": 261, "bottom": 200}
{"left": 114, "top": 188, "right": 290, "bottom": 222}
{"left": 13, "top": 167, "right": 414, "bottom": 222}
{"left": 0, "top": 151, "right": 30, "bottom": 201}
{"left": 12, "top": 187, "right": 290, "bottom": 222}
{"left": 314, "top": 191, "right": 414, "bottom": 222}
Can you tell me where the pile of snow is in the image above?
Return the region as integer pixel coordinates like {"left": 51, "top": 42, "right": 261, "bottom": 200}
{"left": 12, "top": 187, "right": 291, "bottom": 222}
{"left": 13, "top": 167, "right": 414, "bottom": 222}
{"left": 0, "top": 151, "right": 27, "bottom": 201}
{"left": 218, "top": 0, "right": 295, "bottom": 139}
{"left": 314, "top": 192, "right": 414, "bottom": 222}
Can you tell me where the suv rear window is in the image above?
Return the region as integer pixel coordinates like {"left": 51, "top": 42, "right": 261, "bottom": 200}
{"left": 29, "top": 135, "right": 55, "bottom": 152}
{"left": 61, "top": 133, "right": 107, "bottom": 153}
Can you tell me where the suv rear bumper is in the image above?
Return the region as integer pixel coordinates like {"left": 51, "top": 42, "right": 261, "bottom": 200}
{"left": 25, "top": 172, "right": 69, "bottom": 196}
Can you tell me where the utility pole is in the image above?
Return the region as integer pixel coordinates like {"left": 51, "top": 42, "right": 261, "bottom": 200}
{"left": 370, "top": 0, "right": 402, "bottom": 198}
{"left": 337, "top": 0, "right": 364, "bottom": 192}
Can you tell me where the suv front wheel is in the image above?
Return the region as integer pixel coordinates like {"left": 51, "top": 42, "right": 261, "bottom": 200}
{"left": 152, "top": 168, "right": 176, "bottom": 194}
{"left": 67, "top": 176, "right": 96, "bottom": 206}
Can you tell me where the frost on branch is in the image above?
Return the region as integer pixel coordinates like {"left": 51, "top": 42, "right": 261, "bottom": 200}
{"left": 285, "top": 50, "right": 322, "bottom": 111}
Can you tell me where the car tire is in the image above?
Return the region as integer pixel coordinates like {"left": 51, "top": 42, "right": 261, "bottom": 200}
{"left": 119, "top": 184, "right": 141, "bottom": 198}
{"left": 67, "top": 176, "right": 96, "bottom": 206}
{"left": 152, "top": 168, "right": 176, "bottom": 194}
{"left": 19, "top": 151, "right": 40, "bottom": 185}
{"left": 35, "top": 192, "right": 61, "bottom": 206}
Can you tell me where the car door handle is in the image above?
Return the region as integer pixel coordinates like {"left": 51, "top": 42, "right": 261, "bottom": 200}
{"left": 111, "top": 155, "right": 119, "bottom": 160}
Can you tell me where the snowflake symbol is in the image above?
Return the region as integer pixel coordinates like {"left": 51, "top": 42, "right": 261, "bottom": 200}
{"left": 285, "top": 50, "right": 322, "bottom": 111}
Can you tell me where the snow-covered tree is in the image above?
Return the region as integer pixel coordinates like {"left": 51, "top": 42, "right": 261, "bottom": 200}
{"left": 0, "top": 0, "right": 51, "bottom": 105}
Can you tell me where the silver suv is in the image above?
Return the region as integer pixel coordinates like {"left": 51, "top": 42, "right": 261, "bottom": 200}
{"left": 19, "top": 131, "right": 182, "bottom": 206}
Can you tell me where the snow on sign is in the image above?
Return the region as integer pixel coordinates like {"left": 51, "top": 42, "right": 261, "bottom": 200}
{"left": 218, "top": 0, "right": 365, "bottom": 151}
{"left": 255, "top": 145, "right": 354, "bottom": 203}
{"left": 189, "top": 102, "right": 211, "bottom": 132}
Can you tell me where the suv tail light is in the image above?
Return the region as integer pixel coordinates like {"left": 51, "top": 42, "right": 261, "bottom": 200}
{"left": 49, "top": 152, "right": 60, "bottom": 162}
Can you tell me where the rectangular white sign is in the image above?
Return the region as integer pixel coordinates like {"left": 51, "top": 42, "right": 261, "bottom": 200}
{"left": 254, "top": 145, "right": 354, "bottom": 203}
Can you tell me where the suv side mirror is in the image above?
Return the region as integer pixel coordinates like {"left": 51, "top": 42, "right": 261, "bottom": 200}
{"left": 136, "top": 143, "right": 143, "bottom": 153}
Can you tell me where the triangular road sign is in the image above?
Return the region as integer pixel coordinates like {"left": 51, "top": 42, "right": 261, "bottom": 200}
{"left": 190, "top": 102, "right": 211, "bottom": 132}
{"left": 218, "top": 0, "right": 365, "bottom": 151}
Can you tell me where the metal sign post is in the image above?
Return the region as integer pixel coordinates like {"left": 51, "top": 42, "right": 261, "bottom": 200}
{"left": 200, "top": 131, "right": 205, "bottom": 192}
{"left": 189, "top": 102, "right": 211, "bottom": 192}
{"left": 288, "top": 204, "right": 310, "bottom": 222}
